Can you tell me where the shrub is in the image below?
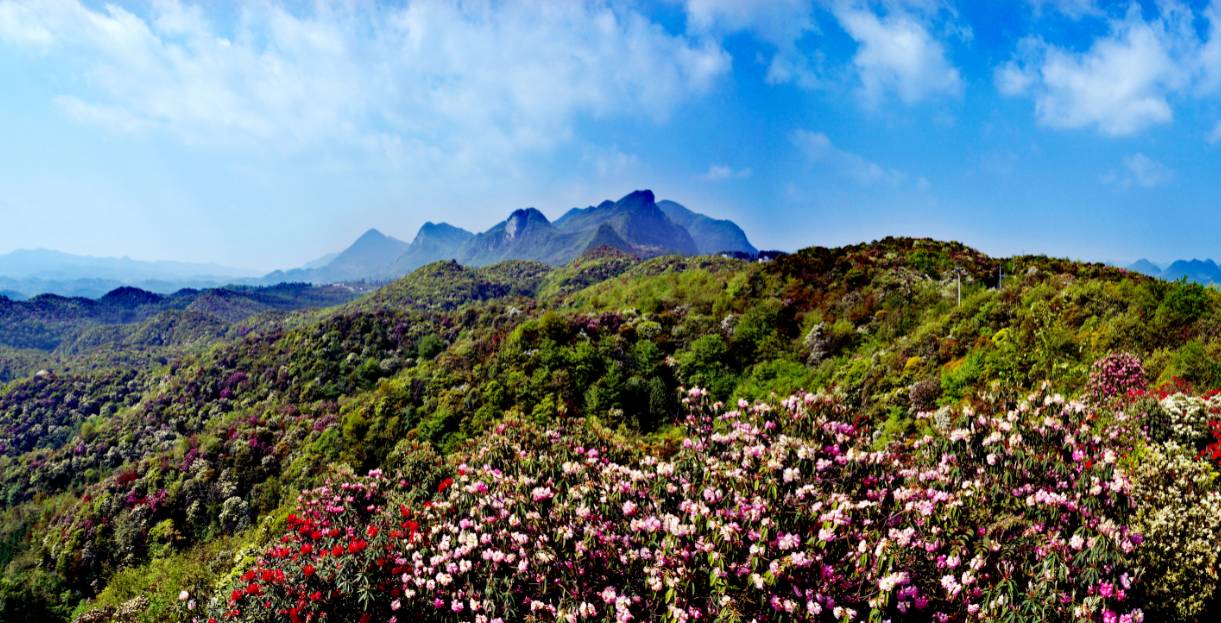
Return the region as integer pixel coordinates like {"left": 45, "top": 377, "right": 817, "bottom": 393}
{"left": 1144, "top": 393, "right": 1221, "bottom": 450}
{"left": 908, "top": 376, "right": 941, "bottom": 412}
{"left": 1128, "top": 441, "right": 1221, "bottom": 621}
{"left": 1086, "top": 352, "right": 1148, "bottom": 404}
{"left": 417, "top": 334, "right": 447, "bottom": 361}
{"left": 1164, "top": 341, "right": 1221, "bottom": 390}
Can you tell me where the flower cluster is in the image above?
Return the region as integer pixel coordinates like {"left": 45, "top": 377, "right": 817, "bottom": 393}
{"left": 1127, "top": 440, "right": 1221, "bottom": 620}
{"left": 204, "top": 469, "right": 436, "bottom": 623}
{"left": 1144, "top": 392, "right": 1221, "bottom": 450}
{"left": 207, "top": 385, "right": 1150, "bottom": 622}
{"left": 1086, "top": 352, "right": 1147, "bottom": 405}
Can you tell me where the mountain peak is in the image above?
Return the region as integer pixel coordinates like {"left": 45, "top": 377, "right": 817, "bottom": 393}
{"left": 355, "top": 228, "right": 390, "bottom": 243}
{"left": 505, "top": 208, "right": 550, "bottom": 240}
{"left": 100, "top": 286, "right": 163, "bottom": 308}
{"left": 618, "top": 189, "right": 655, "bottom": 206}
{"left": 657, "top": 200, "right": 756, "bottom": 255}
{"left": 1126, "top": 259, "right": 1162, "bottom": 277}
{"left": 415, "top": 222, "right": 471, "bottom": 240}
{"left": 260, "top": 191, "right": 754, "bottom": 283}
{"left": 508, "top": 207, "right": 548, "bottom": 221}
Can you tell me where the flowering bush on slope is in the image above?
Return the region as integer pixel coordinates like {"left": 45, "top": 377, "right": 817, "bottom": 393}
{"left": 1127, "top": 440, "right": 1221, "bottom": 620}
{"left": 1085, "top": 353, "right": 1147, "bottom": 406}
{"left": 205, "top": 385, "right": 1154, "bottom": 623}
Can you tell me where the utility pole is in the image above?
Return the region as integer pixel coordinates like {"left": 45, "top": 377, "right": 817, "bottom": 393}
{"left": 955, "top": 266, "right": 962, "bottom": 306}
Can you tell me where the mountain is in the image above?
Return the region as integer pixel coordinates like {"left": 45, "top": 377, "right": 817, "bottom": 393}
{"left": 458, "top": 207, "right": 591, "bottom": 265}
{"left": 554, "top": 190, "right": 699, "bottom": 257}
{"left": 0, "top": 249, "right": 251, "bottom": 281}
{"left": 390, "top": 222, "right": 475, "bottom": 275}
{"left": 7, "top": 192, "right": 754, "bottom": 296}
{"left": 656, "top": 199, "right": 757, "bottom": 255}
{"left": 457, "top": 191, "right": 712, "bottom": 266}
{"left": 1125, "top": 258, "right": 1221, "bottom": 284}
{"left": 301, "top": 252, "right": 339, "bottom": 269}
{"left": 261, "top": 190, "right": 756, "bottom": 285}
{"left": 0, "top": 282, "right": 362, "bottom": 356}
{"left": 1127, "top": 259, "right": 1163, "bottom": 277}
{"left": 264, "top": 228, "right": 409, "bottom": 284}
{"left": 1163, "top": 259, "right": 1221, "bottom": 284}
{"left": 318, "top": 228, "right": 409, "bottom": 280}
{"left": 0, "top": 249, "right": 257, "bottom": 299}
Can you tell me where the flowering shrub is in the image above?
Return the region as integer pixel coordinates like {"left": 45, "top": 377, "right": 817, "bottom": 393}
{"left": 207, "top": 387, "right": 1146, "bottom": 622}
{"left": 210, "top": 473, "right": 401, "bottom": 622}
{"left": 1127, "top": 441, "right": 1221, "bottom": 620}
{"left": 1143, "top": 392, "right": 1221, "bottom": 450}
{"left": 1086, "top": 353, "right": 1147, "bottom": 405}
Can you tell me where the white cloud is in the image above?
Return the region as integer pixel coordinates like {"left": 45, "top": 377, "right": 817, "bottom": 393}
{"left": 1197, "top": 1, "right": 1221, "bottom": 95}
{"left": 583, "top": 147, "right": 640, "bottom": 179}
{"left": 699, "top": 164, "right": 752, "bottom": 181}
{"left": 995, "top": 59, "right": 1034, "bottom": 96}
{"left": 830, "top": 1, "right": 962, "bottom": 105}
{"left": 1102, "top": 153, "right": 1174, "bottom": 189}
{"left": 0, "top": 0, "right": 730, "bottom": 166}
{"left": 1208, "top": 121, "right": 1221, "bottom": 144}
{"left": 997, "top": 3, "right": 1200, "bottom": 136}
{"left": 53, "top": 94, "right": 151, "bottom": 134}
{"left": 684, "top": 0, "right": 813, "bottom": 47}
{"left": 681, "top": 0, "right": 820, "bottom": 88}
{"left": 1025, "top": 0, "right": 1102, "bottom": 20}
{"left": 790, "top": 129, "right": 905, "bottom": 184}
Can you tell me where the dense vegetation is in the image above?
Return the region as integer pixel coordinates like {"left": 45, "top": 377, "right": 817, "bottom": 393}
{"left": 3, "top": 238, "right": 1221, "bottom": 622}
{"left": 0, "top": 283, "right": 363, "bottom": 384}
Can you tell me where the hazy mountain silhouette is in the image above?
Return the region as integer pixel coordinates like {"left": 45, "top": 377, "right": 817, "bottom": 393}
{"left": 1127, "top": 258, "right": 1221, "bottom": 284}
{"left": 0, "top": 249, "right": 255, "bottom": 299}
{"left": 266, "top": 190, "right": 757, "bottom": 285}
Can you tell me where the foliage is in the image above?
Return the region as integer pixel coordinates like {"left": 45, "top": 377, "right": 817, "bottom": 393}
{"left": 1128, "top": 441, "right": 1221, "bottom": 620}
{"left": 1085, "top": 352, "right": 1148, "bottom": 405}
{"left": 3, "top": 237, "right": 1221, "bottom": 621}
{"left": 207, "top": 387, "right": 1154, "bottom": 623}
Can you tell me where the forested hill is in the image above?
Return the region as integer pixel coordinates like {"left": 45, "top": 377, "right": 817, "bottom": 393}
{"left": 3, "top": 237, "right": 1221, "bottom": 622}
{"left": 0, "top": 282, "right": 365, "bottom": 383}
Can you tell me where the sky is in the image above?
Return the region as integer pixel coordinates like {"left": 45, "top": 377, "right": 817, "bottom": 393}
{"left": 3, "top": 0, "right": 1221, "bottom": 271}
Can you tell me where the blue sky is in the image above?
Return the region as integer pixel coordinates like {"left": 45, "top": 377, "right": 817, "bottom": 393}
{"left": 2, "top": 0, "right": 1221, "bottom": 271}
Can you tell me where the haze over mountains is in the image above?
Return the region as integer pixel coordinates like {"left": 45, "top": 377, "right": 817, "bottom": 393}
{"left": 11, "top": 188, "right": 1221, "bottom": 302}
{"left": 0, "top": 191, "right": 757, "bottom": 300}
{"left": 0, "top": 250, "right": 257, "bottom": 300}
{"left": 1126, "top": 258, "right": 1221, "bottom": 284}
{"left": 264, "top": 190, "right": 758, "bottom": 285}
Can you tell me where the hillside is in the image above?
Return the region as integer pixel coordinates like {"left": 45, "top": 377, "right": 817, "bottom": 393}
{"left": 0, "top": 283, "right": 364, "bottom": 383}
{"left": 2, "top": 238, "right": 1221, "bottom": 622}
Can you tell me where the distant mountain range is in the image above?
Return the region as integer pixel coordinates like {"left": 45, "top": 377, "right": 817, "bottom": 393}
{"left": 1126, "top": 258, "right": 1221, "bottom": 284}
{"left": 261, "top": 190, "right": 758, "bottom": 285}
{"left": 0, "top": 282, "right": 361, "bottom": 355}
{"left": 0, "top": 191, "right": 756, "bottom": 297}
{"left": 0, "top": 249, "right": 257, "bottom": 300}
